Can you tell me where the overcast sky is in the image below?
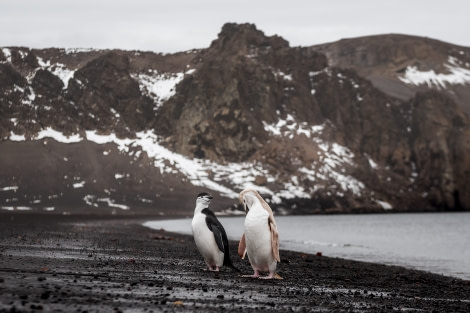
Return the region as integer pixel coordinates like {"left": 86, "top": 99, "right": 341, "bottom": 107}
{"left": 1, "top": 0, "right": 469, "bottom": 53}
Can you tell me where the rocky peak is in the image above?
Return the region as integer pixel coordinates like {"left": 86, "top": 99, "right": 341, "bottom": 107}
{"left": 156, "top": 24, "right": 326, "bottom": 163}
{"left": 209, "top": 23, "right": 289, "bottom": 56}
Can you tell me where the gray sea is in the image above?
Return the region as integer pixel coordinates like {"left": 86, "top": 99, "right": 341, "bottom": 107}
{"left": 143, "top": 212, "right": 470, "bottom": 280}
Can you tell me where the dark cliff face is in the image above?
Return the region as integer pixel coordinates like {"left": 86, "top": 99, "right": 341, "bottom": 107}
{"left": 1, "top": 23, "right": 470, "bottom": 214}
{"left": 310, "top": 34, "right": 470, "bottom": 210}
{"left": 156, "top": 23, "right": 327, "bottom": 162}
{"left": 409, "top": 91, "right": 470, "bottom": 209}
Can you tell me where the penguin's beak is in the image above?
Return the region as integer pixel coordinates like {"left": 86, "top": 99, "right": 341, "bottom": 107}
{"left": 243, "top": 200, "right": 250, "bottom": 213}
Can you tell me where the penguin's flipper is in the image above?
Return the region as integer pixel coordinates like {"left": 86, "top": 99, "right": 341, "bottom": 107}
{"left": 238, "top": 233, "right": 247, "bottom": 259}
{"left": 268, "top": 216, "right": 280, "bottom": 262}
{"left": 202, "top": 208, "right": 227, "bottom": 253}
{"left": 210, "top": 224, "right": 225, "bottom": 253}
{"left": 203, "top": 214, "right": 225, "bottom": 253}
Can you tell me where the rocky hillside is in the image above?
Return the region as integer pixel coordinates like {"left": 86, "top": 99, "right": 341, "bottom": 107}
{"left": 1, "top": 23, "right": 470, "bottom": 215}
{"left": 311, "top": 34, "right": 470, "bottom": 113}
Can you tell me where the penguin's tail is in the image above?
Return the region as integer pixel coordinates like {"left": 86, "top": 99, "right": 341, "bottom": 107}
{"left": 224, "top": 251, "right": 240, "bottom": 272}
{"left": 224, "top": 257, "right": 240, "bottom": 272}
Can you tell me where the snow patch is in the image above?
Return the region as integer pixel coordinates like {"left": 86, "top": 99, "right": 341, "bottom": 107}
{"left": 309, "top": 68, "right": 331, "bottom": 77}
{"left": 82, "top": 130, "right": 241, "bottom": 198}
{"left": 131, "top": 69, "right": 187, "bottom": 110}
{"left": 8, "top": 127, "right": 82, "bottom": 143}
{"left": 65, "top": 48, "right": 94, "bottom": 54}
{"left": 1, "top": 206, "right": 32, "bottom": 211}
{"left": 263, "top": 114, "right": 324, "bottom": 139}
{"left": 84, "top": 195, "right": 98, "bottom": 207}
{"left": 1, "top": 186, "right": 19, "bottom": 191}
{"left": 37, "top": 57, "right": 75, "bottom": 87}
{"left": 73, "top": 181, "right": 85, "bottom": 189}
{"left": 274, "top": 70, "right": 293, "bottom": 81}
{"left": 263, "top": 116, "right": 365, "bottom": 196}
{"left": 9, "top": 133, "right": 26, "bottom": 141}
{"left": 366, "top": 156, "right": 378, "bottom": 169}
{"left": 5, "top": 119, "right": 365, "bottom": 203}
{"left": 399, "top": 56, "right": 470, "bottom": 88}
{"left": 38, "top": 127, "right": 82, "bottom": 143}
{"left": 1, "top": 48, "right": 12, "bottom": 63}
{"left": 97, "top": 198, "right": 130, "bottom": 210}
{"left": 377, "top": 200, "right": 393, "bottom": 210}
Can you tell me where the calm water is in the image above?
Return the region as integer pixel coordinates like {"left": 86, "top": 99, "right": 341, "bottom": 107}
{"left": 143, "top": 212, "right": 470, "bottom": 280}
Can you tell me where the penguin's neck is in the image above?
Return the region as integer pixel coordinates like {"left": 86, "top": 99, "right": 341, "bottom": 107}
{"left": 247, "top": 201, "right": 268, "bottom": 218}
{"left": 194, "top": 202, "right": 209, "bottom": 214}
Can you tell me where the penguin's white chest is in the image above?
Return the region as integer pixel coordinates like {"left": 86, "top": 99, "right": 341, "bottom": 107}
{"left": 244, "top": 208, "right": 276, "bottom": 272}
{"left": 191, "top": 212, "right": 224, "bottom": 267}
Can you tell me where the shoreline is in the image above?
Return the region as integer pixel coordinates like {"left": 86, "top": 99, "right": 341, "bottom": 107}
{"left": 1, "top": 213, "right": 469, "bottom": 312}
{"left": 143, "top": 213, "right": 470, "bottom": 281}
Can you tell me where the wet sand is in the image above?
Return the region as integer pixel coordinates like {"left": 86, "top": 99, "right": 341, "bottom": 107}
{"left": 0, "top": 212, "right": 469, "bottom": 312}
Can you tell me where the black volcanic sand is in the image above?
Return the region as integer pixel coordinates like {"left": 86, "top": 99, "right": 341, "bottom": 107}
{"left": 0, "top": 213, "right": 469, "bottom": 313}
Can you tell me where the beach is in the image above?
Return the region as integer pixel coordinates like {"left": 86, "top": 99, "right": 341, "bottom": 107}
{"left": 1, "top": 212, "right": 469, "bottom": 312}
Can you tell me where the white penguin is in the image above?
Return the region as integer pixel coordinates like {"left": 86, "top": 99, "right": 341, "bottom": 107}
{"left": 191, "top": 192, "right": 239, "bottom": 272}
{"left": 238, "top": 189, "right": 282, "bottom": 279}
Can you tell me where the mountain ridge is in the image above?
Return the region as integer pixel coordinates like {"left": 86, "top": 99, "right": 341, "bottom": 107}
{"left": 1, "top": 23, "right": 470, "bottom": 215}
{"left": 310, "top": 33, "right": 470, "bottom": 112}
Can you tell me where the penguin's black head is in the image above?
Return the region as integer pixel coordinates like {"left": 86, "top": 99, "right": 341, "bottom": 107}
{"left": 196, "top": 192, "right": 213, "bottom": 207}
{"left": 197, "top": 192, "right": 213, "bottom": 200}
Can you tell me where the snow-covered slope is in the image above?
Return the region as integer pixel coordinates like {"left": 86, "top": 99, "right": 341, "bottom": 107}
{"left": 399, "top": 56, "right": 470, "bottom": 88}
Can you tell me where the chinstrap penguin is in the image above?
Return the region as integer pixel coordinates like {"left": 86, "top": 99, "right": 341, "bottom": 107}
{"left": 238, "top": 189, "right": 282, "bottom": 279}
{"left": 191, "top": 192, "right": 239, "bottom": 272}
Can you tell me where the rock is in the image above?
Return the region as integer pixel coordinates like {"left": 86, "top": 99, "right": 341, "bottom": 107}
{"left": 32, "top": 69, "right": 64, "bottom": 97}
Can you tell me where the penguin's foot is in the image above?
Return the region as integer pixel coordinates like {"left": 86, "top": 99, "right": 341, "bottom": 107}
{"left": 242, "top": 274, "right": 260, "bottom": 278}
{"left": 242, "top": 270, "right": 260, "bottom": 278}
{"left": 208, "top": 266, "right": 220, "bottom": 272}
{"left": 259, "top": 275, "right": 273, "bottom": 279}
{"left": 258, "top": 272, "right": 283, "bottom": 280}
